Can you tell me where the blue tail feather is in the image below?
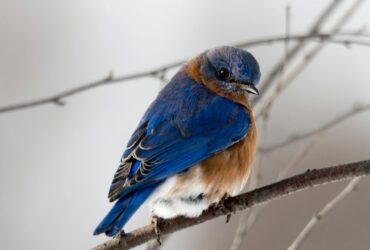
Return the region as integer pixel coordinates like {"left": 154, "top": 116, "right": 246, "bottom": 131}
{"left": 94, "top": 184, "right": 159, "bottom": 236}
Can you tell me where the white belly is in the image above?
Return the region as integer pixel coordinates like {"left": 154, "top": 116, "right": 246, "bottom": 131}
{"left": 147, "top": 163, "right": 248, "bottom": 219}
{"left": 148, "top": 167, "right": 210, "bottom": 219}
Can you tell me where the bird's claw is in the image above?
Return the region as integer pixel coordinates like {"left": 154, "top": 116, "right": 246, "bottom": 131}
{"left": 226, "top": 213, "right": 232, "bottom": 224}
{"left": 216, "top": 194, "right": 234, "bottom": 223}
{"left": 151, "top": 216, "right": 162, "bottom": 245}
{"left": 113, "top": 230, "right": 125, "bottom": 239}
{"left": 119, "top": 230, "right": 126, "bottom": 237}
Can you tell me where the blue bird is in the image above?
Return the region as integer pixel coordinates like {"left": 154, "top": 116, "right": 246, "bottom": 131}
{"left": 94, "top": 46, "right": 261, "bottom": 237}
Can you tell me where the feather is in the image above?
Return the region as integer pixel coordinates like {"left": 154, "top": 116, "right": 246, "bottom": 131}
{"left": 94, "top": 183, "right": 160, "bottom": 236}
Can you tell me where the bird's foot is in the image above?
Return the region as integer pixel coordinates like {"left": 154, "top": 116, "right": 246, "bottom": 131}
{"left": 217, "top": 194, "right": 234, "bottom": 223}
{"left": 151, "top": 216, "right": 162, "bottom": 245}
{"left": 113, "top": 230, "right": 125, "bottom": 239}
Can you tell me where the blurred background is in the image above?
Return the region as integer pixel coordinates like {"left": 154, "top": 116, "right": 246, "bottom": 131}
{"left": 0, "top": 0, "right": 370, "bottom": 249}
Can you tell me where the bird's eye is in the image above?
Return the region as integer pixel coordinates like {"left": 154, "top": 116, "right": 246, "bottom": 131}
{"left": 218, "top": 67, "right": 230, "bottom": 80}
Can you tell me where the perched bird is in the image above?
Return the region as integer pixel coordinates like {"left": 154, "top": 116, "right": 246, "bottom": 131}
{"left": 94, "top": 46, "right": 261, "bottom": 237}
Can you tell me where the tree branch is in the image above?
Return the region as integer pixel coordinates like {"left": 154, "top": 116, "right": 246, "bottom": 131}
{"left": 287, "top": 176, "right": 364, "bottom": 250}
{"left": 92, "top": 159, "right": 370, "bottom": 250}
{"left": 250, "top": 0, "right": 346, "bottom": 106}
{"left": 1, "top": 33, "right": 369, "bottom": 114}
{"left": 254, "top": 0, "right": 366, "bottom": 118}
{"left": 234, "top": 32, "right": 370, "bottom": 49}
{"left": 262, "top": 103, "right": 370, "bottom": 153}
{"left": 229, "top": 3, "right": 367, "bottom": 246}
{"left": 230, "top": 137, "right": 319, "bottom": 246}
{"left": 0, "top": 67, "right": 178, "bottom": 113}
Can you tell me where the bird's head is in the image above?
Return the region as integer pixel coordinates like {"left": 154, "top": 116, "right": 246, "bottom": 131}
{"left": 193, "top": 46, "right": 261, "bottom": 96}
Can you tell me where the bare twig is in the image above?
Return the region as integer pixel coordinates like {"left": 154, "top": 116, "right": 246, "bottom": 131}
{"left": 1, "top": 33, "right": 369, "bottom": 114}
{"left": 230, "top": 2, "right": 365, "bottom": 249}
{"left": 277, "top": 138, "right": 318, "bottom": 181}
{"left": 230, "top": 5, "right": 293, "bottom": 248}
{"left": 250, "top": 114, "right": 270, "bottom": 189}
{"left": 241, "top": 138, "right": 318, "bottom": 232}
{"left": 254, "top": 2, "right": 367, "bottom": 120}
{"left": 229, "top": 112, "right": 269, "bottom": 250}
{"left": 231, "top": 108, "right": 318, "bottom": 250}
{"left": 0, "top": 66, "right": 181, "bottom": 114}
{"left": 92, "top": 159, "right": 370, "bottom": 250}
{"left": 234, "top": 32, "right": 370, "bottom": 49}
{"left": 251, "top": 0, "right": 346, "bottom": 106}
{"left": 229, "top": 208, "right": 254, "bottom": 250}
{"left": 145, "top": 237, "right": 168, "bottom": 250}
{"left": 262, "top": 103, "right": 370, "bottom": 153}
{"left": 287, "top": 177, "right": 364, "bottom": 250}
{"left": 254, "top": 0, "right": 366, "bottom": 118}
{"left": 156, "top": 70, "right": 169, "bottom": 90}
{"left": 229, "top": 105, "right": 369, "bottom": 242}
{"left": 232, "top": 137, "right": 320, "bottom": 243}
{"left": 234, "top": 23, "right": 366, "bottom": 240}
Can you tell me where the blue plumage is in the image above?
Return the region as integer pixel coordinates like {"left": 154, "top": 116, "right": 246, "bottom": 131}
{"left": 94, "top": 181, "right": 161, "bottom": 236}
{"left": 94, "top": 46, "right": 260, "bottom": 236}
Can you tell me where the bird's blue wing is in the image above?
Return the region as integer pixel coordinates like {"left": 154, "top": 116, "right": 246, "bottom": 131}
{"left": 108, "top": 72, "right": 251, "bottom": 201}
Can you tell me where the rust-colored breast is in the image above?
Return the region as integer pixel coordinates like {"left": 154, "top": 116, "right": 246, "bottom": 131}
{"left": 200, "top": 112, "right": 257, "bottom": 202}
{"left": 169, "top": 108, "right": 257, "bottom": 203}
{"left": 180, "top": 55, "right": 257, "bottom": 202}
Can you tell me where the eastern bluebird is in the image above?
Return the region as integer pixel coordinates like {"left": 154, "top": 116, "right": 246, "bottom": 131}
{"left": 94, "top": 46, "right": 261, "bottom": 237}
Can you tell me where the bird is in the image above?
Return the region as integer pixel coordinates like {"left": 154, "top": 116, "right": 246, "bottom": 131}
{"left": 93, "top": 46, "right": 261, "bottom": 238}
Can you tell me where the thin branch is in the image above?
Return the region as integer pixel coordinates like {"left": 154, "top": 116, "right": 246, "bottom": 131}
{"left": 92, "top": 159, "right": 370, "bottom": 250}
{"left": 0, "top": 67, "right": 179, "bottom": 113}
{"left": 254, "top": 42, "right": 321, "bottom": 117}
{"left": 231, "top": 2, "right": 333, "bottom": 245}
{"left": 1, "top": 33, "right": 369, "bottom": 114}
{"left": 230, "top": 119, "right": 318, "bottom": 249}
{"left": 254, "top": 0, "right": 365, "bottom": 118}
{"left": 247, "top": 2, "right": 365, "bottom": 243}
{"left": 230, "top": 4, "right": 295, "bottom": 242}
{"left": 250, "top": 0, "right": 346, "bottom": 106}
{"left": 145, "top": 236, "right": 168, "bottom": 250}
{"left": 243, "top": 107, "right": 369, "bottom": 237}
{"left": 234, "top": 138, "right": 319, "bottom": 239}
{"left": 229, "top": 113, "right": 269, "bottom": 250}
{"left": 234, "top": 32, "right": 370, "bottom": 49}
{"left": 287, "top": 177, "right": 364, "bottom": 250}
{"left": 231, "top": 3, "right": 329, "bottom": 247}
{"left": 250, "top": 114, "right": 270, "bottom": 190}
{"left": 262, "top": 103, "right": 370, "bottom": 153}
{"left": 277, "top": 138, "right": 318, "bottom": 181}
